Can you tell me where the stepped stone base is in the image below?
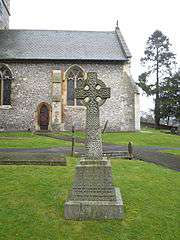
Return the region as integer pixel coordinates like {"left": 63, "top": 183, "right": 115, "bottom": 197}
{"left": 64, "top": 158, "right": 123, "bottom": 220}
{"left": 64, "top": 187, "right": 123, "bottom": 220}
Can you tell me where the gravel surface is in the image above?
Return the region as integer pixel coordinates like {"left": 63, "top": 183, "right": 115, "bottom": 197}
{"left": 0, "top": 134, "right": 179, "bottom": 171}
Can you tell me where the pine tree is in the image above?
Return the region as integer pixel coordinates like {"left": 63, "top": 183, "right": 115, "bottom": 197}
{"left": 160, "top": 71, "right": 180, "bottom": 124}
{"left": 138, "top": 30, "right": 176, "bottom": 128}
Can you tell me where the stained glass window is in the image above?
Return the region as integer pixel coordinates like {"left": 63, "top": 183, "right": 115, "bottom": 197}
{"left": 0, "top": 64, "right": 13, "bottom": 106}
{"left": 76, "top": 78, "right": 83, "bottom": 105}
{"left": 3, "top": 79, "right": 11, "bottom": 105}
{"left": 67, "top": 79, "right": 74, "bottom": 106}
{"left": 66, "top": 66, "right": 84, "bottom": 106}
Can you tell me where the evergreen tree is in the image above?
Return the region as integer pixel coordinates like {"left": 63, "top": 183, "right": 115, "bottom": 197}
{"left": 160, "top": 71, "right": 180, "bottom": 124}
{"left": 138, "top": 30, "right": 176, "bottom": 128}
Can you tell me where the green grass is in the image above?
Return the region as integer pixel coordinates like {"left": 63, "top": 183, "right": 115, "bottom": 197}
{"left": 1, "top": 128, "right": 180, "bottom": 149}
{"left": 0, "top": 158, "right": 179, "bottom": 240}
{"left": 102, "top": 128, "right": 180, "bottom": 148}
{"left": 51, "top": 128, "right": 180, "bottom": 148}
{"left": 52, "top": 131, "right": 85, "bottom": 139}
{"left": 0, "top": 132, "right": 34, "bottom": 137}
{"left": 0, "top": 132, "right": 74, "bottom": 148}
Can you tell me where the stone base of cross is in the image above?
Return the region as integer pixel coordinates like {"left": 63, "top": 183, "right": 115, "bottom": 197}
{"left": 64, "top": 72, "right": 123, "bottom": 220}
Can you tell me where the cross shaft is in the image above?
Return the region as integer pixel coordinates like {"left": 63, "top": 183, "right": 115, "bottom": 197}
{"left": 75, "top": 72, "right": 110, "bottom": 160}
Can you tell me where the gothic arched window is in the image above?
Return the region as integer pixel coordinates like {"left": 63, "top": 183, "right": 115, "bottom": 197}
{"left": 66, "top": 66, "right": 85, "bottom": 106}
{"left": 0, "top": 64, "right": 13, "bottom": 106}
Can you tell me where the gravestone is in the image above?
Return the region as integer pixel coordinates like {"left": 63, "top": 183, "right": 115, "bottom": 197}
{"left": 64, "top": 72, "right": 123, "bottom": 220}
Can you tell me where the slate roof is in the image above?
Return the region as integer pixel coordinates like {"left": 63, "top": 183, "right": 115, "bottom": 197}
{"left": 0, "top": 28, "right": 131, "bottom": 61}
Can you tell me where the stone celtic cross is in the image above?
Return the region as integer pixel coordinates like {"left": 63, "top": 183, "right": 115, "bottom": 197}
{"left": 75, "top": 72, "right": 110, "bottom": 160}
{"left": 65, "top": 72, "right": 123, "bottom": 220}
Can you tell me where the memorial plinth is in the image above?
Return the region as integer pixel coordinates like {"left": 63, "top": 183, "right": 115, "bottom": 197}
{"left": 64, "top": 72, "right": 123, "bottom": 220}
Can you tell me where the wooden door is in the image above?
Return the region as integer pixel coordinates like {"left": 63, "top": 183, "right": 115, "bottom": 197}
{"left": 39, "top": 105, "right": 49, "bottom": 130}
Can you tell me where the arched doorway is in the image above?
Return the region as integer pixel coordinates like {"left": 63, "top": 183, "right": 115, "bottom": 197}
{"left": 38, "top": 103, "right": 50, "bottom": 130}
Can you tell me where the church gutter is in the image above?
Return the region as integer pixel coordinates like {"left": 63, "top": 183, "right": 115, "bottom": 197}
{"left": 0, "top": 59, "right": 129, "bottom": 64}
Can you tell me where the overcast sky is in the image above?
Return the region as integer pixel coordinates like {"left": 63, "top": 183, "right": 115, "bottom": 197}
{"left": 10, "top": 0, "right": 180, "bottom": 113}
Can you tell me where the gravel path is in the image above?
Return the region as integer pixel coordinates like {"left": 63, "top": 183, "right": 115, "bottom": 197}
{"left": 133, "top": 149, "right": 180, "bottom": 172}
{"left": 38, "top": 134, "right": 180, "bottom": 151}
{"left": 0, "top": 142, "right": 179, "bottom": 171}
{"left": 0, "top": 133, "right": 179, "bottom": 171}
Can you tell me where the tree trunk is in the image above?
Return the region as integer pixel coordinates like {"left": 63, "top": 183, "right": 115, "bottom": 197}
{"left": 155, "top": 99, "right": 160, "bottom": 128}
{"left": 155, "top": 47, "right": 160, "bottom": 129}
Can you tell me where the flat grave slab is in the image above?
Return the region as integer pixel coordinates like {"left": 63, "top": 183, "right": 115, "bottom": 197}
{"left": 0, "top": 152, "right": 66, "bottom": 166}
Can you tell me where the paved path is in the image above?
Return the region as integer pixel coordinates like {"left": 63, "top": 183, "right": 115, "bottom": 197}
{"left": 0, "top": 142, "right": 179, "bottom": 171}
{"left": 37, "top": 134, "right": 180, "bottom": 151}
{"left": 137, "top": 146, "right": 180, "bottom": 150}
{"left": 0, "top": 132, "right": 179, "bottom": 171}
{"left": 133, "top": 149, "right": 180, "bottom": 172}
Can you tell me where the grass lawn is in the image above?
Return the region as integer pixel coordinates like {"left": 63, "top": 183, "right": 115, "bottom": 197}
{"left": 102, "top": 128, "right": 180, "bottom": 148}
{"left": 51, "top": 128, "right": 180, "bottom": 148}
{"left": 0, "top": 132, "right": 74, "bottom": 148}
{"left": 0, "top": 129, "right": 179, "bottom": 149}
{"left": 0, "top": 158, "right": 179, "bottom": 240}
{"left": 52, "top": 131, "right": 85, "bottom": 139}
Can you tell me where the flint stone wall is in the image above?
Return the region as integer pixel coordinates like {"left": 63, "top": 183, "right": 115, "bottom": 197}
{"left": 0, "top": 62, "right": 140, "bottom": 132}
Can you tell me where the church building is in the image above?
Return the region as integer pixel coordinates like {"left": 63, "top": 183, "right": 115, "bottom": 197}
{"left": 0, "top": 0, "right": 140, "bottom": 132}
